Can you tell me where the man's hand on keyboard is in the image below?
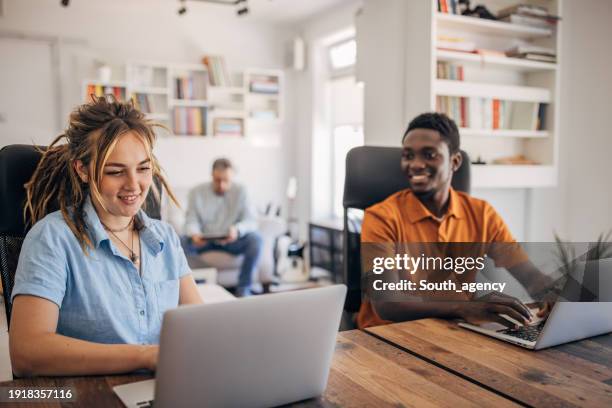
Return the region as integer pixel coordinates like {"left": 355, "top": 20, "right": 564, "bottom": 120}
{"left": 458, "top": 291, "right": 533, "bottom": 329}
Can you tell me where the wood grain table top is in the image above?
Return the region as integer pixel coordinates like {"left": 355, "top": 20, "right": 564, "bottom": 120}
{"left": 366, "top": 318, "right": 612, "bottom": 408}
{"left": 0, "top": 329, "right": 517, "bottom": 408}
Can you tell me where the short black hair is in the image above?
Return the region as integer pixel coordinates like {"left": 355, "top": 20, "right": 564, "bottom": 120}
{"left": 402, "top": 112, "right": 460, "bottom": 154}
{"left": 212, "top": 157, "right": 232, "bottom": 172}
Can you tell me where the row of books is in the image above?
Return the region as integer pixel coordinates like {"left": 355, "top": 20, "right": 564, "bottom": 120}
{"left": 173, "top": 107, "right": 206, "bottom": 135}
{"left": 131, "top": 93, "right": 152, "bottom": 113}
{"left": 437, "top": 0, "right": 460, "bottom": 14}
{"left": 86, "top": 84, "right": 125, "bottom": 102}
{"left": 497, "top": 4, "right": 560, "bottom": 28}
{"left": 436, "top": 62, "right": 464, "bottom": 81}
{"left": 213, "top": 118, "right": 243, "bottom": 136}
{"left": 249, "top": 75, "right": 280, "bottom": 94}
{"left": 436, "top": 96, "right": 547, "bottom": 131}
{"left": 174, "top": 75, "right": 207, "bottom": 100}
{"left": 202, "top": 56, "right": 232, "bottom": 87}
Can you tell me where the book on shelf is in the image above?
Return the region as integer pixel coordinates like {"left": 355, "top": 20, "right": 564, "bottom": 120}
{"left": 250, "top": 109, "right": 277, "bottom": 120}
{"left": 436, "top": 62, "right": 464, "bottom": 80}
{"left": 492, "top": 155, "right": 540, "bottom": 165}
{"left": 202, "top": 55, "right": 232, "bottom": 87}
{"left": 213, "top": 118, "right": 244, "bottom": 136}
{"left": 174, "top": 74, "right": 208, "bottom": 100}
{"left": 437, "top": 36, "right": 476, "bottom": 53}
{"left": 513, "top": 53, "right": 556, "bottom": 62}
{"left": 131, "top": 93, "right": 152, "bottom": 113}
{"left": 475, "top": 48, "right": 507, "bottom": 58}
{"left": 249, "top": 75, "right": 280, "bottom": 94}
{"left": 506, "top": 45, "right": 556, "bottom": 62}
{"left": 86, "top": 84, "right": 125, "bottom": 102}
{"left": 499, "top": 13, "right": 557, "bottom": 28}
{"left": 437, "top": 96, "right": 546, "bottom": 131}
{"left": 173, "top": 107, "right": 206, "bottom": 136}
{"left": 437, "top": 0, "right": 459, "bottom": 14}
{"left": 497, "top": 4, "right": 550, "bottom": 18}
{"left": 497, "top": 3, "right": 560, "bottom": 26}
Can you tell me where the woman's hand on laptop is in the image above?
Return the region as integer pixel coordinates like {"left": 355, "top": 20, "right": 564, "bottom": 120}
{"left": 458, "top": 292, "right": 533, "bottom": 328}
{"left": 139, "top": 345, "right": 159, "bottom": 371}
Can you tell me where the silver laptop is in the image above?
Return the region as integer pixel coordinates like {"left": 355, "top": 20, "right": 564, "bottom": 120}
{"left": 459, "top": 302, "right": 612, "bottom": 349}
{"left": 460, "top": 258, "right": 612, "bottom": 349}
{"left": 114, "top": 285, "right": 347, "bottom": 407}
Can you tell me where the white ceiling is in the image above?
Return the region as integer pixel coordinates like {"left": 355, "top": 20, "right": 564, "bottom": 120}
{"left": 188, "top": 0, "right": 356, "bottom": 24}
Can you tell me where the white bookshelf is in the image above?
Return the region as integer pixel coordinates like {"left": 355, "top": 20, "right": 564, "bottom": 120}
{"left": 459, "top": 128, "right": 549, "bottom": 138}
{"left": 431, "top": 0, "right": 561, "bottom": 188}
{"left": 435, "top": 79, "right": 551, "bottom": 102}
{"left": 244, "top": 68, "right": 283, "bottom": 122}
{"left": 436, "top": 12, "right": 553, "bottom": 38}
{"left": 170, "top": 99, "right": 209, "bottom": 107}
{"left": 86, "top": 61, "right": 284, "bottom": 139}
{"left": 436, "top": 49, "right": 557, "bottom": 72}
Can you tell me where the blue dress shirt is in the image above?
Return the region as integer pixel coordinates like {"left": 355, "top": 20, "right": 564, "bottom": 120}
{"left": 11, "top": 196, "right": 191, "bottom": 345}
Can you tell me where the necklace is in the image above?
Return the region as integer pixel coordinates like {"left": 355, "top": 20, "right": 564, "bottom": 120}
{"left": 102, "top": 219, "right": 140, "bottom": 265}
{"left": 102, "top": 218, "right": 133, "bottom": 233}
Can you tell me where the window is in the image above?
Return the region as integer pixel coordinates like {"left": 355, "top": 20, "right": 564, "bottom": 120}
{"left": 332, "top": 124, "right": 364, "bottom": 218}
{"left": 311, "top": 34, "right": 363, "bottom": 221}
{"left": 328, "top": 39, "right": 356, "bottom": 77}
{"left": 330, "top": 75, "right": 364, "bottom": 218}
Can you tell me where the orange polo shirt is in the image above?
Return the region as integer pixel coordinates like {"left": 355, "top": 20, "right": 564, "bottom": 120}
{"left": 357, "top": 188, "right": 521, "bottom": 329}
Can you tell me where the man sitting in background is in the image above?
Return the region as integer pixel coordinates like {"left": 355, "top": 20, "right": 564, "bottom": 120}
{"left": 184, "top": 158, "right": 262, "bottom": 297}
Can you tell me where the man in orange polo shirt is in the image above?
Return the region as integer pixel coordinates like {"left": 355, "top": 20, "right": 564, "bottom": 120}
{"left": 357, "top": 112, "right": 554, "bottom": 329}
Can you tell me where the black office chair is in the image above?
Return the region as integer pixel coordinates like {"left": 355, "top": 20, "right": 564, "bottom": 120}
{"left": 342, "top": 146, "right": 471, "bottom": 313}
{"left": 0, "top": 144, "right": 161, "bottom": 325}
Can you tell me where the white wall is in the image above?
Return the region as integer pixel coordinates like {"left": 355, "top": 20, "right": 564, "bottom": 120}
{"left": 528, "top": 0, "right": 612, "bottom": 242}
{"left": 290, "top": 1, "right": 362, "bottom": 237}
{"left": 0, "top": 0, "right": 294, "bottom": 211}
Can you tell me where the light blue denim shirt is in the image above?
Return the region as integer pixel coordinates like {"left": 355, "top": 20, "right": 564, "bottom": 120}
{"left": 11, "top": 196, "right": 190, "bottom": 345}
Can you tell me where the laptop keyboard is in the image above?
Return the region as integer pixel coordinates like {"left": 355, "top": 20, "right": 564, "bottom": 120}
{"left": 136, "top": 400, "right": 154, "bottom": 408}
{"left": 501, "top": 321, "right": 545, "bottom": 342}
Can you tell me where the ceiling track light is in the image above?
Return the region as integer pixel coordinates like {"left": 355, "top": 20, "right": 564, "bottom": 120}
{"left": 179, "top": 0, "right": 249, "bottom": 17}
{"left": 178, "top": 0, "right": 187, "bottom": 15}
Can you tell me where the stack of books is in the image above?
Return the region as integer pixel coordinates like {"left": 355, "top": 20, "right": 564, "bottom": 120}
{"left": 174, "top": 75, "right": 207, "bottom": 100}
{"left": 437, "top": 35, "right": 476, "bottom": 53}
{"left": 213, "top": 118, "right": 243, "bottom": 136}
{"left": 202, "top": 56, "right": 232, "bottom": 87}
{"left": 497, "top": 4, "right": 560, "bottom": 28}
{"left": 436, "top": 97, "right": 547, "bottom": 131}
{"left": 249, "top": 75, "right": 279, "bottom": 94}
{"left": 506, "top": 45, "right": 556, "bottom": 63}
{"left": 436, "top": 62, "right": 464, "bottom": 81}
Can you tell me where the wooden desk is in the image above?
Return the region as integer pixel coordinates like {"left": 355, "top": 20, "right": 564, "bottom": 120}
{"left": 0, "top": 330, "right": 514, "bottom": 407}
{"left": 366, "top": 318, "right": 612, "bottom": 407}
